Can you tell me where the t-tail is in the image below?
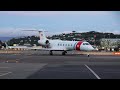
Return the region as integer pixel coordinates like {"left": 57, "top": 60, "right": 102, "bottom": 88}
{"left": 22, "top": 30, "right": 47, "bottom": 41}
{"left": 22, "top": 30, "right": 49, "bottom": 46}
{"left": 38, "top": 31, "right": 47, "bottom": 41}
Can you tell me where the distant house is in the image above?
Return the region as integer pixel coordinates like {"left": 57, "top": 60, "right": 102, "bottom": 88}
{"left": 23, "top": 43, "right": 32, "bottom": 47}
{"left": 100, "top": 38, "right": 120, "bottom": 50}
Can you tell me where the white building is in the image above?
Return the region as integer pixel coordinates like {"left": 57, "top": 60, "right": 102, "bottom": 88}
{"left": 100, "top": 38, "right": 120, "bottom": 50}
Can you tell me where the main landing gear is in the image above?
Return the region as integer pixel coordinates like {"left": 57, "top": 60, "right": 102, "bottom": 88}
{"left": 49, "top": 50, "right": 53, "bottom": 55}
{"left": 87, "top": 54, "right": 90, "bottom": 57}
{"left": 62, "top": 51, "right": 67, "bottom": 55}
{"left": 49, "top": 51, "right": 67, "bottom": 55}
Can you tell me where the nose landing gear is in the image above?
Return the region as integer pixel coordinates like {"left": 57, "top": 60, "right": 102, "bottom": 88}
{"left": 87, "top": 54, "right": 90, "bottom": 57}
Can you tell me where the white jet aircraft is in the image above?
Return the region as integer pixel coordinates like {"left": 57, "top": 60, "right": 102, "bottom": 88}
{"left": 5, "top": 30, "right": 95, "bottom": 56}
{"left": 34, "top": 30, "right": 94, "bottom": 55}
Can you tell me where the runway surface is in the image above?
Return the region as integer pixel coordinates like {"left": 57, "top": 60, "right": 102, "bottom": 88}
{"left": 0, "top": 50, "right": 120, "bottom": 79}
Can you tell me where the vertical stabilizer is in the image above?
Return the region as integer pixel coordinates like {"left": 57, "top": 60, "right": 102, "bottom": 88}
{"left": 39, "top": 31, "right": 47, "bottom": 40}
{"left": 22, "top": 30, "right": 48, "bottom": 41}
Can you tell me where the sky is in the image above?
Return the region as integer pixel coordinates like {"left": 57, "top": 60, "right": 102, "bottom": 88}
{"left": 0, "top": 11, "right": 120, "bottom": 37}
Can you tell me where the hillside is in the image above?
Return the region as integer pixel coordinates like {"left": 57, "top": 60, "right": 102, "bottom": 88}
{"left": 3, "top": 31, "right": 120, "bottom": 46}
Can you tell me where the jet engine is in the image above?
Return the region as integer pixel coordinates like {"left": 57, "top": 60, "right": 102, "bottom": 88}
{"left": 45, "top": 40, "right": 50, "bottom": 48}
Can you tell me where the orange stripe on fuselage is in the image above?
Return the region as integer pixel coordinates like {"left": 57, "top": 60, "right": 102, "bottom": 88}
{"left": 75, "top": 41, "right": 83, "bottom": 51}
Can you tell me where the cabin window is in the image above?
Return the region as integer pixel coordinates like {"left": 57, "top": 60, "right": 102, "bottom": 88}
{"left": 60, "top": 44, "right": 62, "bottom": 46}
{"left": 66, "top": 44, "right": 67, "bottom": 46}
{"left": 63, "top": 44, "right": 64, "bottom": 46}
{"left": 71, "top": 44, "right": 72, "bottom": 46}
{"left": 58, "top": 44, "right": 59, "bottom": 46}
{"left": 68, "top": 44, "right": 69, "bottom": 46}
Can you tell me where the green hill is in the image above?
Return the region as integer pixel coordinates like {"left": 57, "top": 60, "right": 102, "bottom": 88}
{"left": 6, "top": 31, "right": 120, "bottom": 46}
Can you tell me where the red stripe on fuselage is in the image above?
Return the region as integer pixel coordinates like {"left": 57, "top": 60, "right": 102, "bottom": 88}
{"left": 75, "top": 41, "right": 83, "bottom": 51}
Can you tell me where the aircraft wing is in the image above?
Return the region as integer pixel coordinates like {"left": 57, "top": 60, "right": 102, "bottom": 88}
{"left": 8, "top": 46, "right": 42, "bottom": 50}
{"left": 7, "top": 46, "right": 71, "bottom": 51}
{"left": 8, "top": 46, "right": 28, "bottom": 49}
{"left": 29, "top": 47, "right": 71, "bottom": 51}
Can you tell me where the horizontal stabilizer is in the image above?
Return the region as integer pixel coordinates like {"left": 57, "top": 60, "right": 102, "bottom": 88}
{"left": 22, "top": 30, "right": 48, "bottom": 32}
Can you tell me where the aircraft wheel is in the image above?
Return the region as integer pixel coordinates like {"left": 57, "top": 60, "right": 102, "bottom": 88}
{"left": 65, "top": 51, "right": 67, "bottom": 53}
{"left": 62, "top": 51, "right": 67, "bottom": 55}
{"left": 49, "top": 51, "right": 53, "bottom": 55}
{"left": 87, "top": 54, "right": 90, "bottom": 57}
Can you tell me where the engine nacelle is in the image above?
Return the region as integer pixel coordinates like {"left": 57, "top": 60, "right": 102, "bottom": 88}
{"left": 45, "top": 40, "right": 49, "bottom": 44}
{"left": 38, "top": 40, "right": 50, "bottom": 48}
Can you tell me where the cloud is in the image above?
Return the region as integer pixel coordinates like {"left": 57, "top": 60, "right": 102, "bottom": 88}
{"left": 0, "top": 11, "right": 110, "bottom": 17}
{"left": 0, "top": 27, "right": 86, "bottom": 37}
{"left": 0, "top": 27, "right": 40, "bottom": 37}
{"left": 0, "top": 27, "right": 120, "bottom": 37}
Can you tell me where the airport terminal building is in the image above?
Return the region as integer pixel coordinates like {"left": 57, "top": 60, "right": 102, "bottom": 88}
{"left": 100, "top": 38, "right": 120, "bottom": 51}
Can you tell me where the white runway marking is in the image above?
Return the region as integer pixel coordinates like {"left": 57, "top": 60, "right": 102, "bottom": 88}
{"left": 84, "top": 64, "right": 101, "bottom": 79}
{"left": 0, "top": 72, "right": 12, "bottom": 77}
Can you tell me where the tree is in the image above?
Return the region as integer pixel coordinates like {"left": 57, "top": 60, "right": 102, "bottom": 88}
{"left": 117, "top": 40, "right": 120, "bottom": 50}
{"left": 72, "top": 31, "right": 76, "bottom": 33}
{"left": 2, "top": 43, "right": 6, "bottom": 48}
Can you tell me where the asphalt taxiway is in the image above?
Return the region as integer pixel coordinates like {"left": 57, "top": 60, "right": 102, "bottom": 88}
{"left": 0, "top": 51, "right": 120, "bottom": 79}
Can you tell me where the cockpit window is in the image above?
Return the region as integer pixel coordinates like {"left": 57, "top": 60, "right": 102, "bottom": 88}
{"left": 86, "top": 43, "right": 89, "bottom": 45}
{"left": 83, "top": 43, "right": 90, "bottom": 45}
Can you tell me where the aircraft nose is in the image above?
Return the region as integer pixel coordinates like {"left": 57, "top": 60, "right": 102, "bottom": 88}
{"left": 89, "top": 46, "right": 95, "bottom": 51}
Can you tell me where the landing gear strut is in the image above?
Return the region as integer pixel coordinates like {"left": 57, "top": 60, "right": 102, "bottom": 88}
{"left": 87, "top": 54, "right": 90, "bottom": 57}
{"left": 62, "top": 51, "right": 67, "bottom": 55}
{"left": 49, "top": 50, "right": 53, "bottom": 55}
